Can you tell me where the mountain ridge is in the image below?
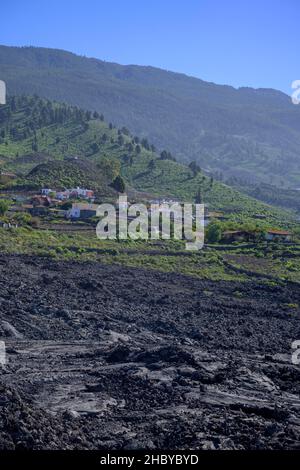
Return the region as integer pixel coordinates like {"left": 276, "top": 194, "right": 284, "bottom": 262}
{"left": 1, "top": 44, "right": 300, "bottom": 190}
{"left": 0, "top": 44, "right": 290, "bottom": 99}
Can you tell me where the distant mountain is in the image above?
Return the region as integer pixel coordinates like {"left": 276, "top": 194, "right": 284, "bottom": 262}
{"left": 1, "top": 45, "right": 300, "bottom": 190}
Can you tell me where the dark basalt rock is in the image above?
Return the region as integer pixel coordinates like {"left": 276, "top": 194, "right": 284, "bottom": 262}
{"left": 0, "top": 254, "right": 300, "bottom": 450}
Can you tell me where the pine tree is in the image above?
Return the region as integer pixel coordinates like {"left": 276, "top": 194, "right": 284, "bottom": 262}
{"left": 112, "top": 175, "right": 126, "bottom": 193}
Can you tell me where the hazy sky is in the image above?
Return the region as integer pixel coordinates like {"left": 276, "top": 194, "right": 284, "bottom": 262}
{"left": 1, "top": 0, "right": 299, "bottom": 94}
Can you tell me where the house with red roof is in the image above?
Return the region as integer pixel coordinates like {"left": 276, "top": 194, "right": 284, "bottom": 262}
{"left": 265, "top": 230, "right": 292, "bottom": 242}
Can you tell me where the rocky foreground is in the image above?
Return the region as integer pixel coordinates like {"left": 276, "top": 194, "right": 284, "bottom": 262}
{"left": 1, "top": 254, "right": 300, "bottom": 450}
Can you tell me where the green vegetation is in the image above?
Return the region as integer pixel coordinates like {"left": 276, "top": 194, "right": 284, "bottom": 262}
{"left": 206, "top": 222, "right": 222, "bottom": 243}
{"left": 222, "top": 244, "right": 300, "bottom": 284}
{"left": 0, "top": 226, "right": 299, "bottom": 283}
{"left": 0, "top": 199, "right": 10, "bottom": 216}
{"left": 0, "top": 94, "right": 297, "bottom": 228}
{"left": 0, "top": 226, "right": 251, "bottom": 281}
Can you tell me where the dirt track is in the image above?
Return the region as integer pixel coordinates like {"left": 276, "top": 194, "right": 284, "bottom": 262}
{"left": 1, "top": 254, "right": 300, "bottom": 450}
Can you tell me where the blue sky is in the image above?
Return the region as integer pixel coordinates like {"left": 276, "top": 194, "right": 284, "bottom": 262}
{"left": 0, "top": 0, "right": 299, "bottom": 94}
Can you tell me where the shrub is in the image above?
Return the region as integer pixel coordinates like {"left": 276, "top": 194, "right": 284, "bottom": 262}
{"left": 0, "top": 199, "right": 10, "bottom": 216}
{"left": 206, "top": 222, "right": 222, "bottom": 243}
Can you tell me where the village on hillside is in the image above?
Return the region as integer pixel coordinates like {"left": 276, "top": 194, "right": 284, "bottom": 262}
{"left": 0, "top": 176, "right": 294, "bottom": 244}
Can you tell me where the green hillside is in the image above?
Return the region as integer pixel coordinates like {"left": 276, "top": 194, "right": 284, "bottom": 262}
{"left": 231, "top": 181, "right": 300, "bottom": 213}
{"left": 0, "top": 95, "right": 296, "bottom": 227}
{"left": 1, "top": 45, "right": 300, "bottom": 189}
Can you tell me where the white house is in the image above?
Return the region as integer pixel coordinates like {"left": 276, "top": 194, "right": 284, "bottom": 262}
{"left": 42, "top": 187, "right": 94, "bottom": 201}
{"left": 67, "top": 203, "right": 98, "bottom": 219}
{"left": 41, "top": 188, "right": 54, "bottom": 196}
{"left": 70, "top": 187, "right": 94, "bottom": 199}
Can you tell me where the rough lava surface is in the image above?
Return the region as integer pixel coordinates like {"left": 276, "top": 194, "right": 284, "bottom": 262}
{"left": 1, "top": 254, "right": 300, "bottom": 450}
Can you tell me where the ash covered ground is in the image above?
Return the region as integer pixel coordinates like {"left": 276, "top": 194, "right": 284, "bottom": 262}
{"left": 1, "top": 254, "right": 300, "bottom": 450}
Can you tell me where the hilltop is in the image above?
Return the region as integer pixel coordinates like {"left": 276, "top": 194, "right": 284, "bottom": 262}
{"left": 1, "top": 45, "right": 300, "bottom": 190}
{"left": 26, "top": 159, "right": 118, "bottom": 196}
